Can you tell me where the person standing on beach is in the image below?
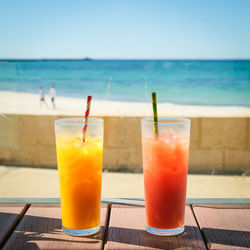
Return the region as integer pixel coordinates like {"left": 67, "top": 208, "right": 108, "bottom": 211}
{"left": 39, "top": 86, "right": 47, "bottom": 108}
{"left": 49, "top": 85, "right": 56, "bottom": 109}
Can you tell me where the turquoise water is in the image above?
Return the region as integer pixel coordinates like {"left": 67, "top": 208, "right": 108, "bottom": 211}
{"left": 0, "top": 59, "right": 249, "bottom": 106}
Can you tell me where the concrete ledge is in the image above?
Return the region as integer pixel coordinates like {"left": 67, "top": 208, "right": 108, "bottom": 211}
{"left": 0, "top": 114, "right": 250, "bottom": 173}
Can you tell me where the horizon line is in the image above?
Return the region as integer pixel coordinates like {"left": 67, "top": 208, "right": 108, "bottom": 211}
{"left": 1, "top": 57, "right": 250, "bottom": 61}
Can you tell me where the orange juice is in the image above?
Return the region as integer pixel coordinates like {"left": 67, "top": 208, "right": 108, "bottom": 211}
{"left": 56, "top": 134, "right": 103, "bottom": 234}
{"left": 56, "top": 136, "right": 103, "bottom": 230}
{"left": 57, "top": 137, "right": 103, "bottom": 230}
{"left": 55, "top": 118, "right": 103, "bottom": 236}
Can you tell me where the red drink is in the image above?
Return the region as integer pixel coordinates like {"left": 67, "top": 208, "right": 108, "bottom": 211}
{"left": 141, "top": 118, "right": 191, "bottom": 236}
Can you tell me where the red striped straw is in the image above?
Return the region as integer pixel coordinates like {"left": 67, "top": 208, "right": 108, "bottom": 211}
{"left": 82, "top": 95, "right": 92, "bottom": 143}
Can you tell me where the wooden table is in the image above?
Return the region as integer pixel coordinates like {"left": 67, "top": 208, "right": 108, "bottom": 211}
{"left": 0, "top": 199, "right": 250, "bottom": 249}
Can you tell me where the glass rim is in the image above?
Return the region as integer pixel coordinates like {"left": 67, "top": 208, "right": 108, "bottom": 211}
{"left": 141, "top": 117, "right": 191, "bottom": 125}
{"left": 55, "top": 117, "right": 103, "bottom": 126}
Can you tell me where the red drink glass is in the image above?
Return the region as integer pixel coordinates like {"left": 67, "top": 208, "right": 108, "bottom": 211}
{"left": 141, "top": 118, "right": 191, "bottom": 236}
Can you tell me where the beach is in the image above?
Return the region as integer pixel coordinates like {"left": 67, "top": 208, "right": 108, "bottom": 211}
{"left": 1, "top": 90, "right": 250, "bottom": 117}
{"left": 0, "top": 90, "right": 250, "bottom": 173}
{"left": 1, "top": 60, "right": 250, "bottom": 107}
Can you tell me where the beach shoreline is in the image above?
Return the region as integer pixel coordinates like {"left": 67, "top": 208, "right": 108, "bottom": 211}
{"left": 1, "top": 90, "right": 250, "bottom": 117}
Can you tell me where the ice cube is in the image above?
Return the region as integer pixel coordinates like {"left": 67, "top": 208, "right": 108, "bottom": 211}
{"left": 74, "top": 137, "right": 83, "bottom": 148}
{"left": 159, "top": 134, "right": 177, "bottom": 145}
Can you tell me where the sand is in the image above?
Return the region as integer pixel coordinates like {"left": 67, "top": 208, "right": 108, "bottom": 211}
{"left": 1, "top": 90, "right": 250, "bottom": 117}
{"left": 1, "top": 166, "right": 250, "bottom": 198}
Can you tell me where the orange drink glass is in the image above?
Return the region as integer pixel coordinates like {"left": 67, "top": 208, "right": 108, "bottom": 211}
{"left": 141, "top": 118, "right": 191, "bottom": 236}
{"left": 55, "top": 118, "right": 103, "bottom": 236}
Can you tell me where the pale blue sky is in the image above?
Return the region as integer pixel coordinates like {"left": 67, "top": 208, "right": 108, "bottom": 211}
{"left": 0, "top": 0, "right": 250, "bottom": 59}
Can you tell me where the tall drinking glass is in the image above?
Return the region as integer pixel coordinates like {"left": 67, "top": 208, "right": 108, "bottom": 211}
{"left": 141, "top": 118, "right": 191, "bottom": 236}
{"left": 55, "top": 118, "right": 103, "bottom": 236}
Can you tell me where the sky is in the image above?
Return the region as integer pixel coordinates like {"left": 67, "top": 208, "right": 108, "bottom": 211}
{"left": 0, "top": 0, "right": 250, "bottom": 59}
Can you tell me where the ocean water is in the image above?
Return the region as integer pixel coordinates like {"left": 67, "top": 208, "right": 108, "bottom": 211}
{"left": 0, "top": 59, "right": 249, "bottom": 106}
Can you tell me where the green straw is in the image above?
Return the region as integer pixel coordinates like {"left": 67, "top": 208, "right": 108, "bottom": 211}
{"left": 152, "top": 92, "right": 158, "bottom": 137}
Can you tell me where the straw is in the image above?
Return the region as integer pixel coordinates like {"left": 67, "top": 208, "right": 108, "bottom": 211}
{"left": 82, "top": 95, "right": 92, "bottom": 143}
{"left": 152, "top": 92, "right": 158, "bottom": 137}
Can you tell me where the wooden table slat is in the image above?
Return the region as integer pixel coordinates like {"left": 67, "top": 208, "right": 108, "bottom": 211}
{"left": 0, "top": 204, "right": 28, "bottom": 249}
{"left": 3, "top": 203, "right": 109, "bottom": 250}
{"left": 2, "top": 202, "right": 249, "bottom": 249}
{"left": 193, "top": 204, "right": 250, "bottom": 250}
{"left": 106, "top": 204, "right": 206, "bottom": 250}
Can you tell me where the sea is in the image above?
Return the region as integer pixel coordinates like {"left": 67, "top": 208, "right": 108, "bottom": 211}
{"left": 0, "top": 59, "right": 249, "bottom": 106}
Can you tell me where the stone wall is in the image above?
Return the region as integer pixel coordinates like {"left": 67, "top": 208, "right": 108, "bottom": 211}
{"left": 0, "top": 114, "right": 249, "bottom": 174}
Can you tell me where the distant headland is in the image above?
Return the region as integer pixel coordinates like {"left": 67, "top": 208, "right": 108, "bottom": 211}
{"left": 0, "top": 57, "right": 93, "bottom": 62}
